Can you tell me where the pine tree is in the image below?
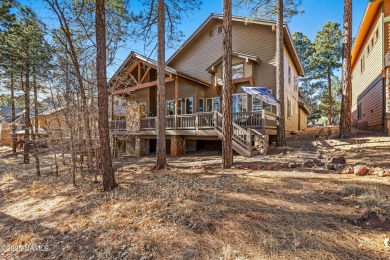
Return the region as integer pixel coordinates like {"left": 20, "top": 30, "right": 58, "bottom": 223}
{"left": 310, "top": 22, "right": 342, "bottom": 125}
{"left": 156, "top": 0, "right": 167, "bottom": 170}
{"left": 340, "top": 0, "right": 352, "bottom": 138}
{"left": 96, "top": 0, "right": 117, "bottom": 191}
{"left": 222, "top": 0, "right": 233, "bottom": 168}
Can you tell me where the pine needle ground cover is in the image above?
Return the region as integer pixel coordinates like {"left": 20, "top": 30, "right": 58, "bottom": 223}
{"left": 1, "top": 128, "right": 390, "bottom": 259}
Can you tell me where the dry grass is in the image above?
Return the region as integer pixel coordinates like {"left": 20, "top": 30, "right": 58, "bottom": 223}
{"left": 1, "top": 165, "right": 390, "bottom": 259}
{"left": 1, "top": 130, "right": 390, "bottom": 259}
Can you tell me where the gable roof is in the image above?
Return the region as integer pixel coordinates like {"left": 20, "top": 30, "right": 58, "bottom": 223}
{"left": 205, "top": 52, "right": 261, "bottom": 73}
{"left": 351, "top": 0, "right": 382, "bottom": 68}
{"left": 108, "top": 51, "right": 209, "bottom": 89}
{"left": 167, "top": 14, "right": 304, "bottom": 76}
{"left": 0, "top": 107, "right": 23, "bottom": 115}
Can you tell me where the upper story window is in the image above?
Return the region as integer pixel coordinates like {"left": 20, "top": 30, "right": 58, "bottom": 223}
{"left": 218, "top": 26, "right": 223, "bottom": 34}
{"left": 287, "top": 98, "right": 292, "bottom": 118}
{"left": 361, "top": 55, "right": 365, "bottom": 73}
{"left": 375, "top": 28, "right": 379, "bottom": 42}
{"left": 232, "top": 63, "right": 244, "bottom": 79}
{"left": 288, "top": 65, "right": 291, "bottom": 84}
{"left": 208, "top": 29, "right": 214, "bottom": 37}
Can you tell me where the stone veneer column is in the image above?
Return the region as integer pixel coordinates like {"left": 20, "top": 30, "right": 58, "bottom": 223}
{"left": 135, "top": 137, "right": 145, "bottom": 157}
{"left": 126, "top": 103, "right": 147, "bottom": 156}
{"left": 170, "top": 135, "right": 185, "bottom": 157}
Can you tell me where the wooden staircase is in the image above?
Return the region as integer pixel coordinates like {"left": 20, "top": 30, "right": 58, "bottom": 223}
{"left": 214, "top": 112, "right": 268, "bottom": 157}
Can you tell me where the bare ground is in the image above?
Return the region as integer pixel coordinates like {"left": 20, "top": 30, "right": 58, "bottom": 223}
{"left": 1, "top": 127, "right": 390, "bottom": 259}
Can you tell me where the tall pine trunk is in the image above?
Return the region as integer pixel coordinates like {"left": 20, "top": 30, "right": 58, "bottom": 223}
{"left": 328, "top": 70, "right": 332, "bottom": 125}
{"left": 340, "top": 0, "right": 352, "bottom": 138}
{"left": 222, "top": 0, "right": 233, "bottom": 168}
{"left": 96, "top": 0, "right": 117, "bottom": 191}
{"left": 23, "top": 67, "right": 31, "bottom": 164}
{"left": 33, "top": 74, "right": 40, "bottom": 177}
{"left": 276, "top": 0, "right": 286, "bottom": 146}
{"left": 156, "top": 0, "right": 167, "bottom": 170}
{"left": 10, "top": 73, "right": 17, "bottom": 153}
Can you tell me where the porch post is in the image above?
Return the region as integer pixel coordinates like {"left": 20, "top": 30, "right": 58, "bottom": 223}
{"left": 261, "top": 110, "right": 266, "bottom": 134}
{"left": 175, "top": 77, "right": 179, "bottom": 129}
{"left": 247, "top": 127, "right": 253, "bottom": 153}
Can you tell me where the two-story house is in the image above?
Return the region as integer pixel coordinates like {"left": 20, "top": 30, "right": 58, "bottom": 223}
{"left": 109, "top": 14, "right": 305, "bottom": 157}
{"left": 351, "top": 0, "right": 390, "bottom": 133}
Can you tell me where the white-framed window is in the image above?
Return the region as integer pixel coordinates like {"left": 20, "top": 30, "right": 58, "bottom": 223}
{"left": 185, "top": 97, "right": 193, "bottom": 114}
{"left": 375, "top": 28, "right": 379, "bottom": 42}
{"left": 288, "top": 65, "right": 291, "bottom": 84}
{"left": 209, "top": 29, "right": 214, "bottom": 37}
{"left": 232, "top": 93, "right": 248, "bottom": 112}
{"left": 252, "top": 97, "right": 262, "bottom": 111}
{"left": 206, "top": 97, "right": 220, "bottom": 112}
{"left": 218, "top": 26, "right": 223, "bottom": 34}
{"left": 232, "top": 63, "right": 244, "bottom": 79}
{"left": 198, "top": 98, "right": 204, "bottom": 112}
{"left": 166, "top": 100, "right": 175, "bottom": 116}
{"left": 287, "top": 98, "right": 292, "bottom": 118}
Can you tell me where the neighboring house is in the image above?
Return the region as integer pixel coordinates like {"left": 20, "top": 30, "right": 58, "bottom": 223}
{"left": 0, "top": 107, "right": 23, "bottom": 146}
{"left": 351, "top": 0, "right": 390, "bottom": 132}
{"left": 109, "top": 14, "right": 305, "bottom": 157}
{"left": 298, "top": 91, "right": 310, "bottom": 131}
{"left": 30, "top": 107, "right": 67, "bottom": 132}
{"left": 0, "top": 106, "right": 24, "bottom": 121}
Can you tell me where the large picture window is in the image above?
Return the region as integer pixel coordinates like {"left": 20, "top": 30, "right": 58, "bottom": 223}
{"left": 232, "top": 63, "right": 244, "bottom": 79}
{"left": 166, "top": 100, "right": 175, "bottom": 116}
{"left": 198, "top": 98, "right": 204, "bottom": 112}
{"left": 252, "top": 97, "right": 262, "bottom": 111}
{"left": 206, "top": 97, "right": 221, "bottom": 112}
{"left": 185, "top": 97, "right": 193, "bottom": 114}
{"left": 232, "top": 93, "right": 247, "bottom": 113}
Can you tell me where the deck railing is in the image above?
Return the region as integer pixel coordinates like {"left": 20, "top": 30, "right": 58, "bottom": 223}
{"left": 110, "top": 110, "right": 277, "bottom": 133}
{"left": 109, "top": 120, "right": 126, "bottom": 131}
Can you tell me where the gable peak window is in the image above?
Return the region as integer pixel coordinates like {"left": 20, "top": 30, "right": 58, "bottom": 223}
{"left": 208, "top": 29, "right": 214, "bottom": 37}
{"left": 232, "top": 63, "right": 244, "bottom": 79}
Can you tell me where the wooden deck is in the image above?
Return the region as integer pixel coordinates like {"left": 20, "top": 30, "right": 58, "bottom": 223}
{"left": 110, "top": 111, "right": 277, "bottom": 157}
{"left": 110, "top": 111, "right": 277, "bottom": 136}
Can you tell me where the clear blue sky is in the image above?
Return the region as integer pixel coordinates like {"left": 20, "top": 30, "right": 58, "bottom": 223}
{"left": 18, "top": 0, "right": 369, "bottom": 77}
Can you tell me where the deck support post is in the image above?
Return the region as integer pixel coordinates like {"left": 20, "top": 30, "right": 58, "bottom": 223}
{"left": 175, "top": 77, "right": 179, "bottom": 130}
{"left": 261, "top": 110, "right": 266, "bottom": 135}
{"left": 171, "top": 135, "right": 185, "bottom": 157}
{"left": 246, "top": 127, "right": 253, "bottom": 154}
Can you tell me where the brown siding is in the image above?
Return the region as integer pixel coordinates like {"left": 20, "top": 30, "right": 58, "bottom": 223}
{"left": 299, "top": 108, "right": 308, "bottom": 131}
{"left": 352, "top": 7, "right": 383, "bottom": 121}
{"left": 169, "top": 20, "right": 278, "bottom": 92}
{"left": 384, "top": 0, "right": 390, "bottom": 16}
{"left": 284, "top": 47, "right": 299, "bottom": 134}
{"left": 353, "top": 79, "right": 383, "bottom": 131}
{"left": 385, "top": 0, "right": 390, "bottom": 54}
